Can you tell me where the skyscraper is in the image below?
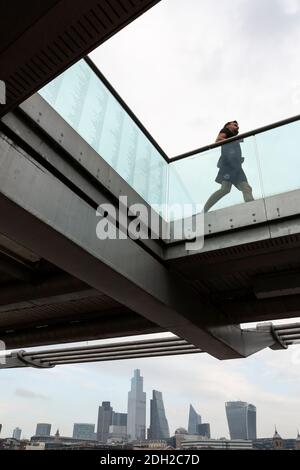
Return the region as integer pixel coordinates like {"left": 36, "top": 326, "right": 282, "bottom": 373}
{"left": 148, "top": 390, "right": 170, "bottom": 440}
{"left": 12, "top": 427, "right": 22, "bottom": 440}
{"left": 97, "top": 401, "right": 113, "bottom": 442}
{"left": 127, "top": 369, "right": 146, "bottom": 441}
{"left": 188, "top": 405, "right": 202, "bottom": 434}
{"left": 35, "top": 423, "right": 51, "bottom": 437}
{"left": 247, "top": 404, "right": 257, "bottom": 439}
{"left": 73, "top": 423, "right": 95, "bottom": 440}
{"left": 225, "top": 401, "right": 257, "bottom": 440}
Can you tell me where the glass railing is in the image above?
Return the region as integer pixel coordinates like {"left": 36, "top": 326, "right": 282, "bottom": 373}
{"left": 168, "top": 118, "right": 300, "bottom": 220}
{"left": 38, "top": 58, "right": 300, "bottom": 225}
{"left": 39, "top": 59, "right": 168, "bottom": 218}
{"left": 169, "top": 135, "right": 263, "bottom": 216}
{"left": 255, "top": 120, "right": 300, "bottom": 197}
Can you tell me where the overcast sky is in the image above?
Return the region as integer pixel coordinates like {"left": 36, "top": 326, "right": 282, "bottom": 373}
{"left": 1, "top": 0, "right": 300, "bottom": 441}
{"left": 1, "top": 329, "right": 300, "bottom": 440}
{"left": 90, "top": 0, "right": 300, "bottom": 156}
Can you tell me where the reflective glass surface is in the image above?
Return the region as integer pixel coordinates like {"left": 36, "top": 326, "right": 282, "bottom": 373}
{"left": 39, "top": 60, "right": 168, "bottom": 217}
{"left": 39, "top": 59, "right": 300, "bottom": 224}
{"left": 255, "top": 121, "right": 300, "bottom": 197}
{"left": 169, "top": 135, "right": 263, "bottom": 218}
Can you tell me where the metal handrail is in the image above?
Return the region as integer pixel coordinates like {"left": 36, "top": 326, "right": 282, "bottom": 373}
{"left": 171, "top": 113, "right": 300, "bottom": 162}
{"left": 84, "top": 56, "right": 169, "bottom": 163}
{"left": 60, "top": 57, "right": 300, "bottom": 168}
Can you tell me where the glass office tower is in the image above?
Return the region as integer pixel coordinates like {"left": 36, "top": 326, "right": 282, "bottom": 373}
{"left": 97, "top": 401, "right": 113, "bottom": 442}
{"left": 148, "top": 390, "right": 170, "bottom": 440}
{"left": 188, "top": 404, "right": 202, "bottom": 434}
{"left": 226, "top": 401, "right": 257, "bottom": 440}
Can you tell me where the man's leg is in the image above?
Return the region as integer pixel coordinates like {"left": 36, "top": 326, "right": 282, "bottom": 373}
{"left": 204, "top": 181, "right": 232, "bottom": 212}
{"left": 236, "top": 181, "right": 254, "bottom": 202}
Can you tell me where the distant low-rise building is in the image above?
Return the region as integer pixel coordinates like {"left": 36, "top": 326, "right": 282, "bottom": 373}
{"left": 0, "top": 438, "right": 23, "bottom": 450}
{"left": 272, "top": 428, "right": 283, "bottom": 450}
{"left": 173, "top": 430, "right": 252, "bottom": 450}
{"left": 12, "top": 427, "right": 22, "bottom": 440}
{"left": 180, "top": 436, "right": 253, "bottom": 450}
{"left": 296, "top": 432, "right": 300, "bottom": 450}
{"left": 108, "top": 425, "right": 127, "bottom": 442}
{"left": 35, "top": 423, "right": 51, "bottom": 437}
{"left": 26, "top": 442, "right": 46, "bottom": 451}
{"left": 197, "top": 423, "right": 211, "bottom": 439}
{"left": 73, "top": 423, "right": 95, "bottom": 440}
{"left": 253, "top": 431, "right": 300, "bottom": 450}
{"left": 108, "top": 412, "right": 128, "bottom": 441}
{"left": 133, "top": 440, "right": 170, "bottom": 450}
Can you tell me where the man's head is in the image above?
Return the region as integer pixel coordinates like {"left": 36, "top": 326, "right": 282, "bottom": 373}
{"left": 225, "top": 120, "right": 239, "bottom": 135}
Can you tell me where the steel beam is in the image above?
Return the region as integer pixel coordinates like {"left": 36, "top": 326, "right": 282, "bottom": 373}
{"left": 222, "top": 295, "right": 300, "bottom": 324}
{"left": 1, "top": 321, "right": 293, "bottom": 370}
{"left": 0, "top": 0, "right": 161, "bottom": 117}
{"left": 0, "top": 336, "right": 202, "bottom": 369}
{"left": 0, "top": 274, "right": 96, "bottom": 309}
{"left": 254, "top": 272, "right": 300, "bottom": 299}
{"left": 2, "top": 100, "right": 166, "bottom": 258}
{"left": 0, "top": 129, "right": 262, "bottom": 360}
{"left": 0, "top": 309, "right": 162, "bottom": 349}
{"left": 0, "top": 251, "right": 36, "bottom": 282}
{"left": 166, "top": 190, "right": 300, "bottom": 260}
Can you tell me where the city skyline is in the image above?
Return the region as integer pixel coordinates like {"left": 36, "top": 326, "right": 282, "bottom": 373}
{"left": 87, "top": 0, "right": 300, "bottom": 442}
{"left": 1, "top": 367, "right": 256, "bottom": 442}
{"left": 1, "top": 350, "right": 300, "bottom": 440}
{"left": 1, "top": 0, "right": 300, "bottom": 442}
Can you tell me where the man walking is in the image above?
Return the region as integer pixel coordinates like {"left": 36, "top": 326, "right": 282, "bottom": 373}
{"left": 204, "top": 120, "right": 254, "bottom": 212}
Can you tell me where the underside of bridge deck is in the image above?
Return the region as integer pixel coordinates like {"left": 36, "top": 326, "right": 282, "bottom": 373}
{"left": 0, "top": 0, "right": 160, "bottom": 117}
